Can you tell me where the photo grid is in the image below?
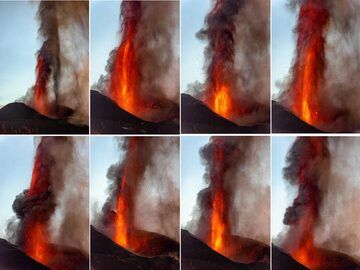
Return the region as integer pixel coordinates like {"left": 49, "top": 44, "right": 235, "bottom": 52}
{"left": 0, "top": 1, "right": 359, "bottom": 270}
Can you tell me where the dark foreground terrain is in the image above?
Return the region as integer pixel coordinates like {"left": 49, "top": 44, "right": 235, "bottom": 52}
{"left": 91, "top": 226, "right": 179, "bottom": 270}
{"left": 0, "top": 102, "right": 88, "bottom": 134}
{"left": 181, "top": 230, "right": 269, "bottom": 270}
{"left": 91, "top": 90, "right": 179, "bottom": 134}
{"left": 181, "top": 94, "right": 269, "bottom": 134}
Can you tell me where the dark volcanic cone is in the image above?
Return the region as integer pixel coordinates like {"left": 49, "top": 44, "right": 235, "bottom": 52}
{"left": 272, "top": 244, "right": 360, "bottom": 270}
{"left": 0, "top": 102, "right": 88, "bottom": 134}
{"left": 0, "top": 238, "right": 50, "bottom": 270}
{"left": 91, "top": 90, "right": 179, "bottom": 134}
{"left": 181, "top": 94, "right": 269, "bottom": 133}
{"left": 181, "top": 230, "right": 268, "bottom": 270}
{"left": 272, "top": 245, "right": 309, "bottom": 270}
{"left": 91, "top": 226, "right": 179, "bottom": 270}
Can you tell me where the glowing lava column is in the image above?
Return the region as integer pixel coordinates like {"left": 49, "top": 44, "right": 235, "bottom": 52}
{"left": 290, "top": 0, "right": 329, "bottom": 125}
{"left": 109, "top": 2, "right": 141, "bottom": 115}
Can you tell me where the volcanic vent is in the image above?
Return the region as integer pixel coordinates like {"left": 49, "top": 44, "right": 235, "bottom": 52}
{"left": 91, "top": 1, "right": 179, "bottom": 134}
{"left": 2, "top": 137, "right": 89, "bottom": 270}
{"left": 182, "top": 137, "right": 270, "bottom": 270}
{"left": 274, "top": 0, "right": 360, "bottom": 132}
{"left": 273, "top": 137, "right": 360, "bottom": 270}
{"left": 0, "top": 1, "right": 89, "bottom": 134}
{"left": 182, "top": 0, "right": 270, "bottom": 133}
{"left": 91, "top": 137, "right": 179, "bottom": 270}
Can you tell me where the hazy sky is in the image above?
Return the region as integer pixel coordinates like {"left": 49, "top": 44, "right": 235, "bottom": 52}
{"left": 0, "top": 137, "right": 35, "bottom": 238}
{"left": 0, "top": 1, "right": 38, "bottom": 106}
{"left": 90, "top": 136, "right": 124, "bottom": 222}
{"left": 272, "top": 0, "right": 297, "bottom": 98}
{"left": 271, "top": 136, "right": 297, "bottom": 237}
{"left": 90, "top": 0, "right": 120, "bottom": 87}
{"left": 181, "top": 136, "right": 209, "bottom": 227}
{"left": 181, "top": 0, "right": 210, "bottom": 93}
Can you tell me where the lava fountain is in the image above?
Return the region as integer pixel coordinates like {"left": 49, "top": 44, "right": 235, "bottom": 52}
{"left": 22, "top": 139, "right": 54, "bottom": 265}
{"left": 286, "top": 0, "right": 329, "bottom": 126}
{"left": 109, "top": 2, "right": 142, "bottom": 116}
{"left": 202, "top": 0, "right": 243, "bottom": 119}
{"left": 281, "top": 137, "right": 329, "bottom": 269}
{"left": 33, "top": 51, "right": 51, "bottom": 115}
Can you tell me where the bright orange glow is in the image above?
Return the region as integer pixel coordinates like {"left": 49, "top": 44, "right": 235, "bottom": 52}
{"left": 115, "top": 175, "right": 129, "bottom": 248}
{"left": 109, "top": 3, "right": 141, "bottom": 115}
{"left": 208, "top": 144, "right": 228, "bottom": 253}
{"left": 290, "top": 0, "right": 329, "bottom": 126}
{"left": 24, "top": 222, "right": 50, "bottom": 265}
{"left": 288, "top": 137, "right": 325, "bottom": 269}
{"left": 33, "top": 54, "right": 51, "bottom": 115}
{"left": 213, "top": 85, "right": 231, "bottom": 118}
{"left": 210, "top": 189, "right": 226, "bottom": 251}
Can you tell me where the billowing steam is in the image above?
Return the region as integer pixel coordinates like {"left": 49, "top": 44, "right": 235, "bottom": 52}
{"left": 93, "top": 1, "right": 179, "bottom": 123}
{"left": 22, "top": 1, "right": 89, "bottom": 125}
{"left": 94, "top": 137, "right": 179, "bottom": 244}
{"left": 6, "top": 137, "right": 89, "bottom": 261}
{"left": 277, "top": 0, "right": 360, "bottom": 131}
{"left": 187, "top": 0, "right": 269, "bottom": 126}
{"left": 275, "top": 137, "right": 360, "bottom": 266}
{"left": 186, "top": 136, "right": 270, "bottom": 248}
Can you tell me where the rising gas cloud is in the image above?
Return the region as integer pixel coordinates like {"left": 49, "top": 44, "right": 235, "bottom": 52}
{"left": 94, "top": 137, "right": 180, "bottom": 248}
{"left": 187, "top": 0, "right": 269, "bottom": 126}
{"left": 22, "top": 1, "right": 89, "bottom": 125}
{"left": 186, "top": 137, "right": 270, "bottom": 250}
{"left": 94, "top": 1, "right": 179, "bottom": 123}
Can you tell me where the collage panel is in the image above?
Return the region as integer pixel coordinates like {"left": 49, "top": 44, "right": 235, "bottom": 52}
{"left": 272, "top": 0, "right": 360, "bottom": 133}
{"left": 181, "top": 136, "right": 270, "bottom": 269}
{"left": 181, "top": 0, "right": 270, "bottom": 134}
{"left": 90, "top": 136, "right": 180, "bottom": 270}
{"left": 0, "top": 1, "right": 89, "bottom": 134}
{"left": 90, "top": 1, "right": 180, "bottom": 134}
{"left": 0, "top": 136, "right": 89, "bottom": 270}
{"left": 272, "top": 137, "right": 360, "bottom": 269}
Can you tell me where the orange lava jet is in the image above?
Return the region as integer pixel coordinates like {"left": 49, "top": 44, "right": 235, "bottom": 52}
{"left": 113, "top": 138, "right": 148, "bottom": 252}
{"left": 23, "top": 151, "right": 52, "bottom": 265}
{"left": 208, "top": 143, "right": 230, "bottom": 253}
{"left": 290, "top": 0, "right": 329, "bottom": 126}
{"left": 109, "top": 2, "right": 142, "bottom": 116}
{"left": 203, "top": 0, "right": 237, "bottom": 120}
{"left": 284, "top": 137, "right": 327, "bottom": 269}
{"left": 33, "top": 53, "right": 51, "bottom": 115}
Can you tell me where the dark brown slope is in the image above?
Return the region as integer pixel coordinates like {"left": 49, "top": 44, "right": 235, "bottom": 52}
{"left": 181, "top": 94, "right": 269, "bottom": 134}
{"left": 181, "top": 230, "right": 269, "bottom": 270}
{"left": 272, "top": 245, "right": 309, "bottom": 270}
{"left": 91, "top": 226, "right": 179, "bottom": 270}
{"left": 0, "top": 102, "right": 88, "bottom": 134}
{"left": 90, "top": 90, "right": 179, "bottom": 134}
{"left": 272, "top": 244, "right": 360, "bottom": 270}
{"left": 0, "top": 238, "right": 50, "bottom": 270}
{"left": 272, "top": 101, "right": 323, "bottom": 133}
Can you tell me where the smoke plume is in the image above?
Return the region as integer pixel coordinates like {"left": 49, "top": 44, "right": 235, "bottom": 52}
{"left": 277, "top": 137, "right": 360, "bottom": 262}
{"left": 278, "top": 0, "right": 360, "bottom": 131}
{"left": 187, "top": 136, "right": 270, "bottom": 245}
{"left": 188, "top": 0, "right": 269, "bottom": 126}
{"left": 6, "top": 137, "right": 89, "bottom": 256}
{"left": 94, "top": 1, "right": 179, "bottom": 122}
{"left": 95, "top": 137, "right": 179, "bottom": 243}
{"left": 22, "top": 1, "right": 89, "bottom": 125}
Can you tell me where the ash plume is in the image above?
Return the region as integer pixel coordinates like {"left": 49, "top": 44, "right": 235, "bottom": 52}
{"left": 277, "top": 0, "right": 360, "bottom": 131}
{"left": 187, "top": 136, "right": 270, "bottom": 245}
{"left": 6, "top": 137, "right": 89, "bottom": 255}
{"left": 95, "top": 137, "right": 179, "bottom": 242}
{"left": 22, "top": 1, "right": 89, "bottom": 125}
{"left": 276, "top": 137, "right": 360, "bottom": 260}
{"left": 93, "top": 1, "right": 179, "bottom": 122}
{"left": 188, "top": 0, "right": 269, "bottom": 125}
